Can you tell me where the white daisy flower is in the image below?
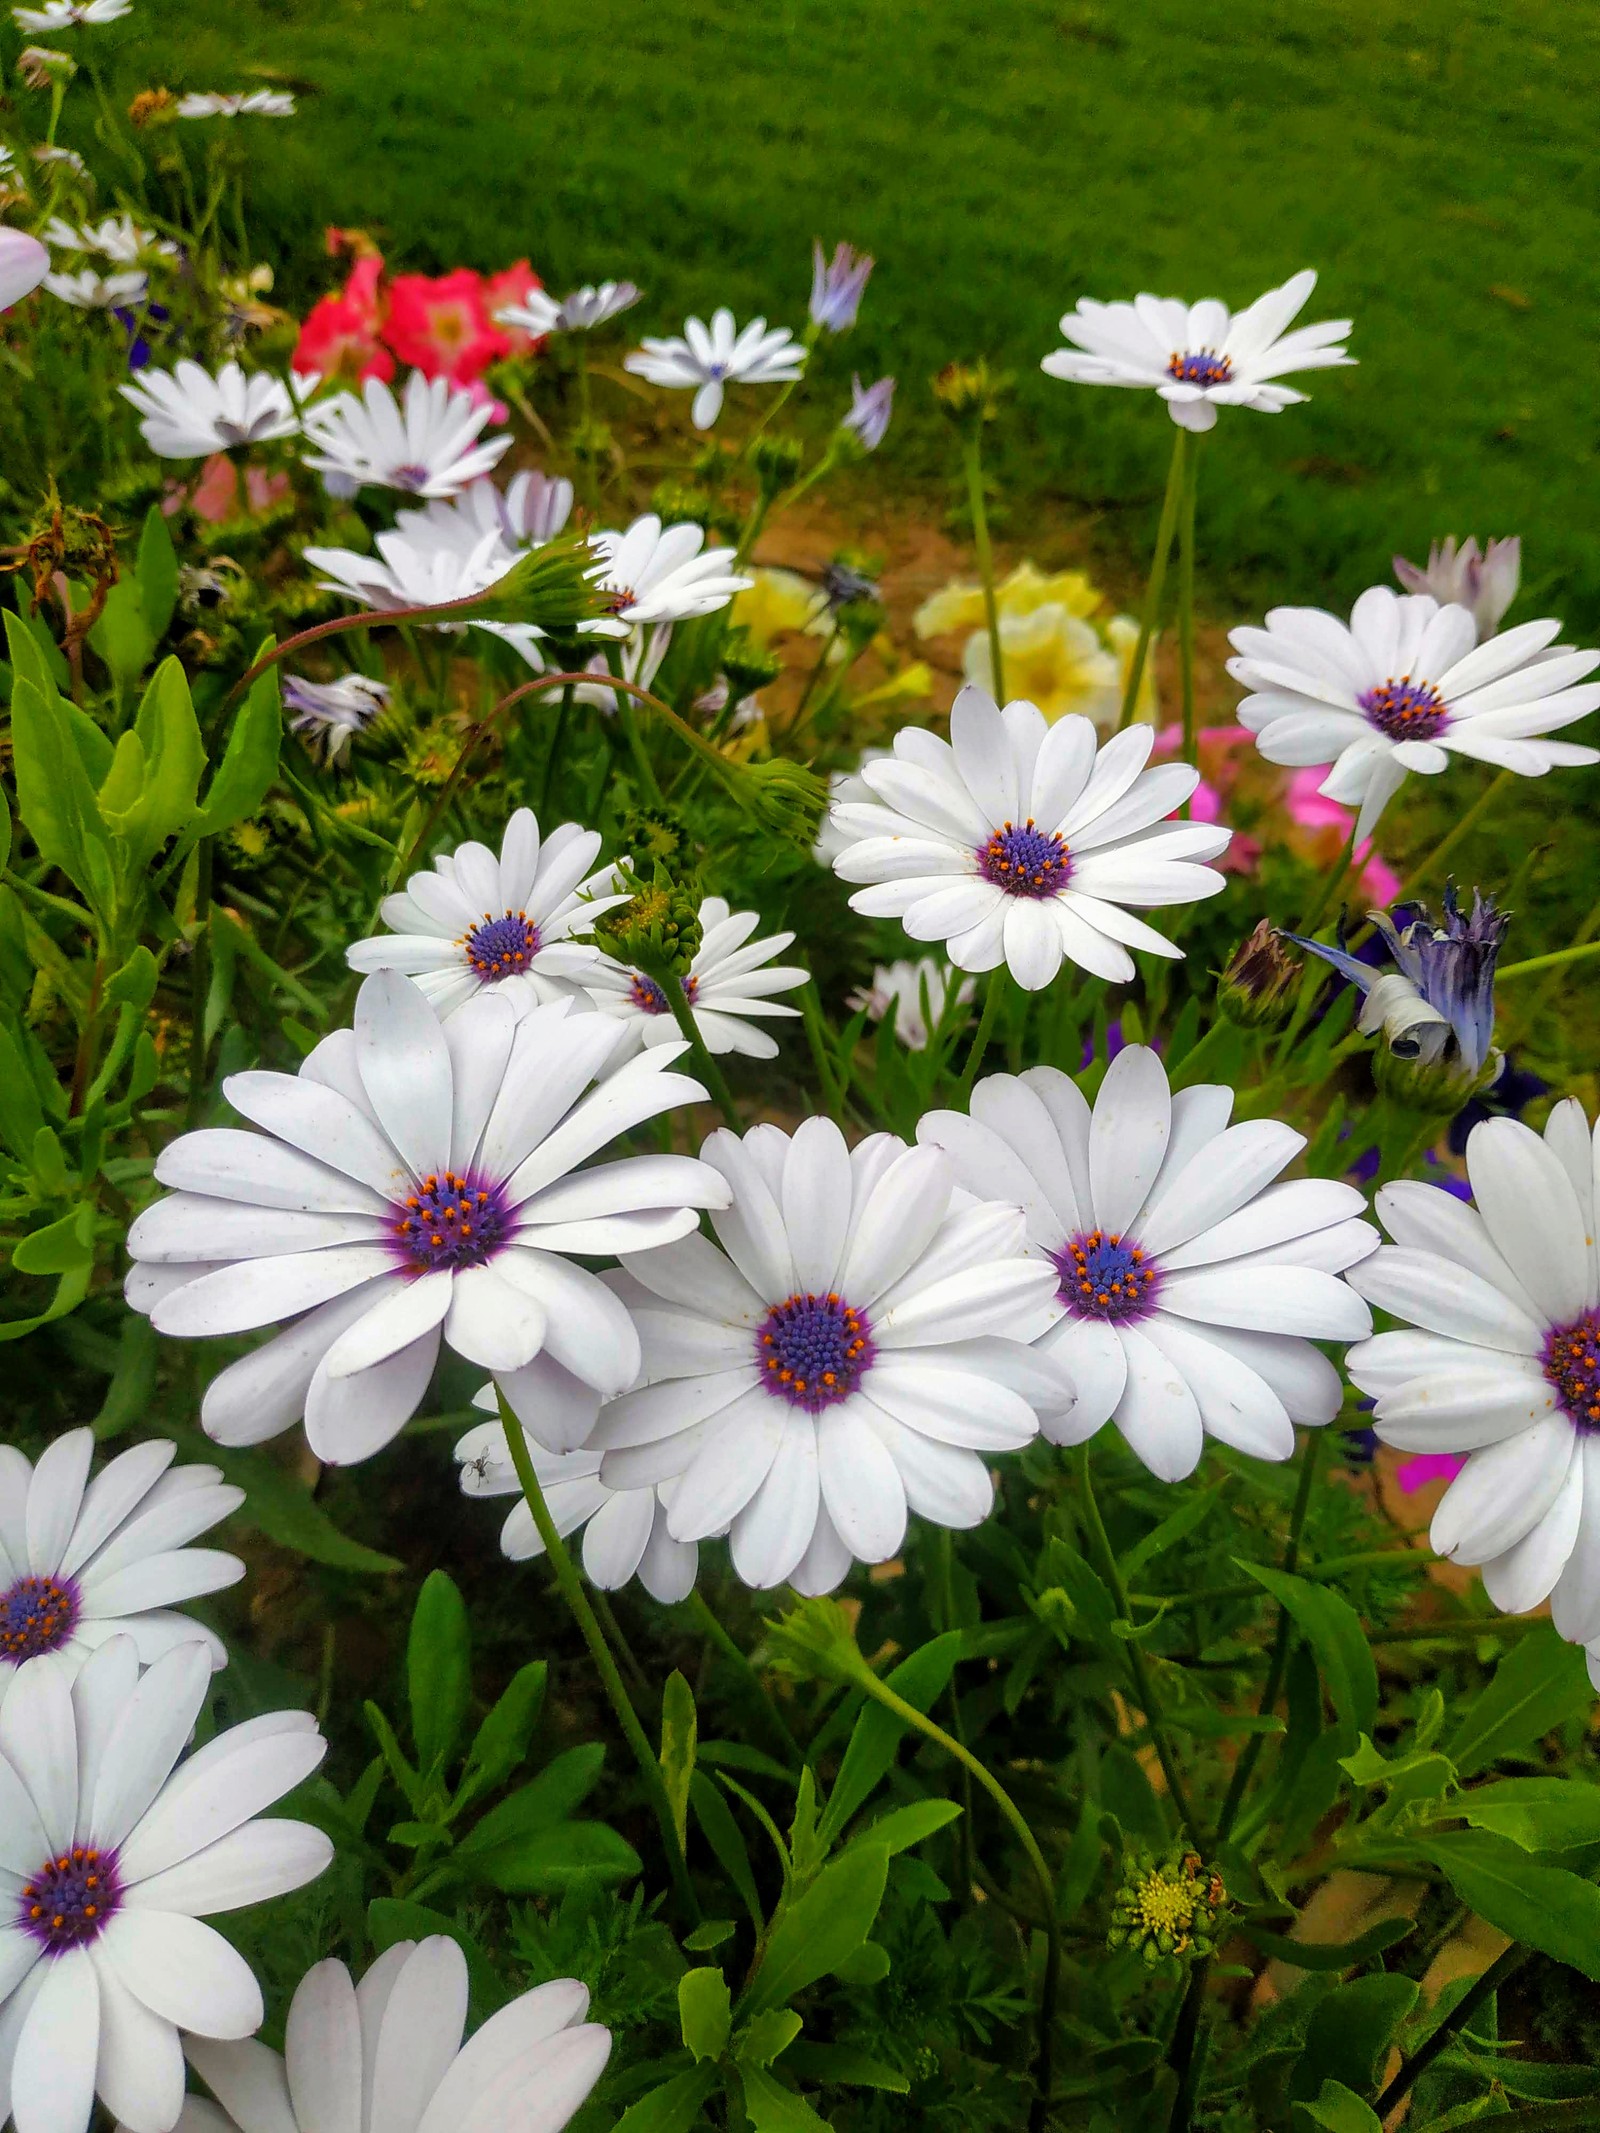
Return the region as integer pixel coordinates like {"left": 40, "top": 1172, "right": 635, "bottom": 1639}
{"left": 43, "top": 213, "right": 177, "bottom": 264}
{"left": 1230, "top": 586, "right": 1600, "bottom": 841}
{"left": 624, "top": 308, "right": 805, "bottom": 430}
{"left": 827, "top": 686, "right": 1232, "bottom": 991}
{"left": 458, "top": 1397, "right": 698, "bottom": 1604}
{"left": 31, "top": 144, "right": 87, "bottom": 176}
{"left": 1041, "top": 268, "right": 1354, "bottom": 433}
{"left": 1394, "top": 535, "right": 1520, "bottom": 640}
{"left": 119, "top": 361, "right": 309, "bottom": 459}
{"left": 849, "top": 959, "right": 974, "bottom": 1052}
{"left": 176, "top": 91, "right": 295, "bottom": 117}
{"left": 176, "top": 1937, "right": 610, "bottom": 2133}
{"left": 283, "top": 672, "right": 389, "bottom": 765}
{"left": 0, "top": 1638, "right": 332, "bottom": 2133}
{"left": 126, "top": 975, "right": 731, "bottom": 1465}
{"left": 593, "top": 514, "right": 751, "bottom": 626}
{"left": 1347, "top": 1103, "right": 1600, "bottom": 1634}
{"left": 300, "top": 373, "right": 511, "bottom": 499}
{"left": 919, "top": 1048, "right": 1378, "bottom": 1480}
{"left": 589, "top": 1117, "right": 1066, "bottom": 1592}
{"left": 301, "top": 523, "right": 559, "bottom": 669}
{"left": 45, "top": 267, "right": 148, "bottom": 310}
{"left": 13, "top": 0, "right": 129, "bottom": 24}
{"left": 398, "top": 470, "right": 573, "bottom": 553}
{"left": 495, "top": 280, "right": 641, "bottom": 336}
{"left": 583, "top": 894, "right": 808, "bottom": 1061}
{"left": 346, "top": 808, "right": 625, "bottom": 1020}
{"left": 0, "top": 1430, "right": 243, "bottom": 1686}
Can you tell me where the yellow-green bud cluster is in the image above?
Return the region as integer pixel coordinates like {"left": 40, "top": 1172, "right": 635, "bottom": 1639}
{"left": 1107, "top": 1845, "right": 1227, "bottom": 1968}
{"left": 592, "top": 864, "right": 703, "bottom": 979}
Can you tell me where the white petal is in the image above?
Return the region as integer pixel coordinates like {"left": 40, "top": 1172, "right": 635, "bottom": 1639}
{"left": 1111, "top": 1325, "right": 1204, "bottom": 1481}
{"left": 1089, "top": 1045, "right": 1169, "bottom": 1235}
{"left": 817, "top": 1404, "right": 906, "bottom": 1561}
{"left": 1430, "top": 1417, "right": 1578, "bottom": 1564}
{"left": 100, "top": 1911, "right": 262, "bottom": 2039}
{"left": 1465, "top": 1116, "right": 1590, "bottom": 1326}
{"left": 11, "top": 1949, "right": 99, "bottom": 2133}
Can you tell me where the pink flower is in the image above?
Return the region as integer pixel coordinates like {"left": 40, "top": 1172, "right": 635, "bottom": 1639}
{"left": 1147, "top": 723, "right": 1260, "bottom": 873}
{"left": 383, "top": 266, "right": 508, "bottom": 384}
{"left": 1396, "top": 1451, "right": 1467, "bottom": 1495}
{"left": 294, "top": 254, "right": 394, "bottom": 382}
{"left": 483, "top": 258, "right": 547, "bottom": 356}
{"left": 1284, "top": 768, "right": 1400, "bottom": 901}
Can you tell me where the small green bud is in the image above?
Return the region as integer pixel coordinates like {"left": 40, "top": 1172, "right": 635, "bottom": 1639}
{"left": 618, "top": 803, "right": 695, "bottom": 873}
{"left": 20, "top": 45, "right": 76, "bottom": 87}
{"left": 932, "top": 358, "right": 1009, "bottom": 427}
{"left": 1218, "top": 921, "right": 1302, "bottom": 1030}
{"left": 1107, "top": 1845, "right": 1228, "bottom": 1969}
{"left": 749, "top": 431, "right": 805, "bottom": 493}
{"left": 649, "top": 479, "right": 712, "bottom": 528}
{"left": 728, "top": 756, "right": 828, "bottom": 848}
{"left": 1371, "top": 1042, "right": 1499, "bottom": 1117}
{"left": 591, "top": 864, "right": 703, "bottom": 978}
{"left": 763, "top": 1597, "right": 873, "bottom": 1690}
{"left": 720, "top": 630, "right": 784, "bottom": 699}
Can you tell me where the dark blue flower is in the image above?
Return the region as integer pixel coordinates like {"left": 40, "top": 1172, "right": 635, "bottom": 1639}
{"left": 113, "top": 300, "right": 169, "bottom": 371}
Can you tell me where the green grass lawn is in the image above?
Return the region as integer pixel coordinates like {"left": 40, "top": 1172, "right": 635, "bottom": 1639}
{"left": 102, "top": 0, "right": 1600, "bottom": 627}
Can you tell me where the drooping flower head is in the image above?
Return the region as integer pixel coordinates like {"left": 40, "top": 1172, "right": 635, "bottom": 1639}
{"left": 583, "top": 893, "right": 808, "bottom": 1060}
{"left": 1231, "top": 586, "right": 1600, "bottom": 839}
{"left": 849, "top": 959, "right": 974, "bottom": 1053}
{"left": 126, "top": 975, "right": 731, "bottom": 1465}
{"left": 0, "top": 1639, "right": 332, "bottom": 2133}
{"left": 589, "top": 1117, "right": 1066, "bottom": 1591}
{"left": 495, "top": 280, "right": 641, "bottom": 338}
{"left": 809, "top": 240, "right": 873, "bottom": 333}
{"left": 120, "top": 360, "right": 310, "bottom": 457}
{"left": 840, "top": 373, "right": 894, "bottom": 450}
{"left": 284, "top": 671, "right": 390, "bottom": 764}
{"left": 44, "top": 266, "right": 148, "bottom": 311}
{"left": 1394, "top": 536, "right": 1520, "bottom": 640}
{"left": 1041, "top": 268, "right": 1354, "bottom": 431}
{"left": 302, "top": 520, "right": 561, "bottom": 669}
{"left": 177, "top": 90, "right": 295, "bottom": 116}
{"left": 625, "top": 308, "right": 806, "bottom": 430}
{"left": 827, "top": 685, "right": 1231, "bottom": 991}
{"left": 920, "top": 1048, "right": 1377, "bottom": 1480}
{"left": 300, "top": 372, "right": 511, "bottom": 498}
{"left": 1348, "top": 1101, "right": 1600, "bottom": 1635}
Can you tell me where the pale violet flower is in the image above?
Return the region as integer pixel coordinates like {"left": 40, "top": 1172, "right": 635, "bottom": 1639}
{"left": 583, "top": 894, "right": 808, "bottom": 1061}
{"left": 828, "top": 685, "right": 1231, "bottom": 991}
{"left": 0, "top": 1428, "right": 242, "bottom": 1684}
{"left": 593, "top": 513, "right": 750, "bottom": 625}
{"left": 590, "top": 1117, "right": 1066, "bottom": 1591}
{"left": 625, "top": 308, "right": 805, "bottom": 430}
{"left": 841, "top": 373, "right": 894, "bottom": 451}
{"left": 120, "top": 360, "right": 310, "bottom": 457}
{"left": 1230, "top": 586, "right": 1600, "bottom": 840}
{"left": 406, "top": 468, "right": 573, "bottom": 550}
{"left": 1042, "top": 268, "right": 1354, "bottom": 432}
{"left": 12, "top": 0, "right": 129, "bottom": 24}
{"left": 44, "top": 212, "right": 177, "bottom": 263}
{"left": 126, "top": 975, "right": 730, "bottom": 1464}
{"left": 0, "top": 1639, "right": 332, "bottom": 2133}
{"left": 849, "top": 959, "right": 974, "bottom": 1052}
{"left": 0, "top": 228, "right": 52, "bottom": 312}
{"left": 179, "top": 1939, "right": 610, "bottom": 2133}
{"left": 1394, "top": 536, "right": 1521, "bottom": 639}
{"left": 284, "top": 672, "right": 389, "bottom": 764}
{"left": 809, "top": 240, "right": 873, "bottom": 333}
{"left": 496, "top": 280, "right": 641, "bottom": 336}
{"left": 177, "top": 90, "right": 295, "bottom": 117}
{"left": 45, "top": 266, "right": 147, "bottom": 310}
{"left": 300, "top": 372, "right": 511, "bottom": 499}
{"left": 920, "top": 1048, "right": 1377, "bottom": 1479}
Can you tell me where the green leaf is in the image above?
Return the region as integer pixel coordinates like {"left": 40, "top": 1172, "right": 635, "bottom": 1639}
{"left": 455, "top": 1744, "right": 607, "bottom": 1857}
{"left": 208, "top": 1441, "right": 402, "bottom": 1573}
{"left": 0, "top": 1022, "right": 45, "bottom": 1162}
{"left": 1446, "top": 1625, "right": 1595, "bottom": 1779}
{"left": 1293, "top": 2078, "right": 1383, "bottom": 2133}
{"left": 91, "top": 1315, "right": 160, "bottom": 1441}
{"left": 122, "top": 656, "right": 204, "bottom": 863}
{"left": 88, "top": 578, "right": 157, "bottom": 697}
{"left": 691, "top": 1768, "right": 763, "bottom": 1929}
{"left": 8, "top": 673, "right": 114, "bottom": 919}
{"left": 456, "top": 1661, "right": 546, "bottom": 1811}
{"left": 737, "top": 2011, "right": 802, "bottom": 2069}
{"left": 1237, "top": 1560, "right": 1378, "bottom": 1737}
{"left": 454, "top": 1815, "right": 641, "bottom": 1895}
{"left": 844, "top": 1798, "right": 961, "bottom": 1860}
{"left": 1289, "top": 1974, "right": 1419, "bottom": 2106}
{"left": 13, "top": 1201, "right": 95, "bottom": 1276}
{"left": 741, "top": 2066, "right": 831, "bottom": 2133}
{"left": 136, "top": 503, "right": 179, "bottom": 640}
{"left": 1450, "top": 1776, "right": 1600, "bottom": 1853}
{"left": 661, "top": 1670, "right": 697, "bottom": 1852}
{"left": 1237, "top": 1915, "right": 1415, "bottom": 1972}
{"left": 1120, "top": 1479, "right": 1229, "bottom": 1584}
{"left": 612, "top": 2068, "right": 719, "bottom": 2133}
{"left": 819, "top": 1633, "right": 964, "bottom": 1843}
{"left": 784, "top": 2043, "right": 908, "bottom": 2094}
{"left": 829, "top": 1942, "right": 889, "bottom": 1985}
{"left": 1421, "top": 1831, "right": 1600, "bottom": 1979}
{"left": 746, "top": 1845, "right": 890, "bottom": 2012}
{"left": 104, "top": 944, "right": 159, "bottom": 1012}
{"left": 3, "top": 605, "right": 71, "bottom": 697}
{"left": 684, "top": 1920, "right": 736, "bottom": 1952}
{"left": 197, "top": 646, "right": 281, "bottom": 834}
{"left": 679, "top": 1968, "right": 732, "bottom": 2062}
{"left": 407, "top": 1570, "right": 472, "bottom": 1776}
{"left": 365, "top": 1701, "right": 425, "bottom": 1812}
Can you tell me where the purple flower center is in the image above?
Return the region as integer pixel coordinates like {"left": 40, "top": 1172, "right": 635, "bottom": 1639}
{"left": 1358, "top": 676, "right": 1450, "bottom": 742}
{"left": 1545, "top": 1313, "right": 1600, "bottom": 1430}
{"left": 20, "top": 1844, "right": 121, "bottom": 1952}
{"left": 1166, "top": 350, "right": 1232, "bottom": 388}
{"left": 1052, "top": 1229, "right": 1161, "bottom": 1322}
{"left": 391, "top": 1168, "right": 512, "bottom": 1274}
{"left": 391, "top": 463, "right": 432, "bottom": 492}
{"left": 463, "top": 910, "right": 541, "bottom": 982}
{"left": 977, "top": 818, "right": 1071, "bottom": 899}
{"left": 0, "top": 1574, "right": 80, "bottom": 1662}
{"left": 630, "top": 972, "right": 700, "bottom": 1016}
{"left": 756, "top": 1291, "right": 873, "bottom": 1412}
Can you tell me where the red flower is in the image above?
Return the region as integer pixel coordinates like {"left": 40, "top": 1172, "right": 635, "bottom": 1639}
{"left": 383, "top": 266, "right": 508, "bottom": 384}
{"left": 482, "top": 258, "right": 546, "bottom": 356}
{"left": 294, "top": 253, "right": 393, "bottom": 382}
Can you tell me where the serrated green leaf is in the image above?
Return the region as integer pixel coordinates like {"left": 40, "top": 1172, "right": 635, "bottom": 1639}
{"left": 819, "top": 1634, "right": 963, "bottom": 1844}
{"left": 1238, "top": 1559, "right": 1377, "bottom": 1738}
{"left": 1422, "top": 1830, "right": 1600, "bottom": 1979}
{"left": 9, "top": 673, "right": 114, "bottom": 919}
{"left": 737, "top": 2010, "right": 801, "bottom": 2069}
{"left": 1289, "top": 1975, "right": 1419, "bottom": 2106}
{"left": 679, "top": 1968, "right": 732, "bottom": 2062}
{"left": 844, "top": 1798, "right": 961, "bottom": 1860}
{"left": 455, "top": 1743, "right": 607, "bottom": 1859}
{"left": 1446, "top": 1625, "right": 1594, "bottom": 1779}
{"left": 456, "top": 1661, "right": 546, "bottom": 1812}
{"left": 746, "top": 1845, "right": 889, "bottom": 2012}
{"left": 136, "top": 503, "right": 179, "bottom": 639}
{"left": 612, "top": 2068, "right": 719, "bottom": 2133}
{"left": 783, "top": 2043, "right": 908, "bottom": 2094}
{"left": 454, "top": 1816, "right": 641, "bottom": 1895}
{"left": 741, "top": 2066, "right": 831, "bottom": 2133}
{"left": 1449, "top": 1776, "right": 1600, "bottom": 1853}
{"left": 197, "top": 644, "right": 281, "bottom": 834}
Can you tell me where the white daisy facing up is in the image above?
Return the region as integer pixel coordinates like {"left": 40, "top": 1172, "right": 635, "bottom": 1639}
{"left": 0, "top": 1430, "right": 243, "bottom": 1684}
{"left": 593, "top": 514, "right": 751, "bottom": 627}
{"left": 126, "top": 975, "right": 731, "bottom": 1465}
{"left": 176, "top": 91, "right": 295, "bottom": 117}
{"left": 175, "top": 1937, "right": 610, "bottom": 2133}
{"left": 45, "top": 267, "right": 148, "bottom": 310}
{"left": 346, "top": 808, "right": 625, "bottom": 1019}
{"left": 495, "top": 280, "right": 641, "bottom": 336}
{"left": 458, "top": 1395, "right": 698, "bottom": 1604}
{"left": 0, "top": 1638, "right": 332, "bottom": 2133}
{"left": 583, "top": 895, "right": 808, "bottom": 1061}
{"left": 919, "top": 1048, "right": 1377, "bottom": 1480}
{"left": 849, "top": 959, "right": 975, "bottom": 1052}
{"left": 120, "top": 361, "right": 310, "bottom": 458}
{"left": 827, "top": 685, "right": 1232, "bottom": 991}
{"left": 1042, "top": 268, "right": 1354, "bottom": 432}
{"left": 589, "top": 1116, "right": 1068, "bottom": 1593}
{"left": 625, "top": 308, "right": 805, "bottom": 430}
{"left": 1347, "top": 1104, "right": 1600, "bottom": 1635}
{"left": 1230, "top": 586, "right": 1600, "bottom": 840}
{"left": 13, "top": 0, "right": 130, "bottom": 24}
{"left": 300, "top": 372, "right": 510, "bottom": 499}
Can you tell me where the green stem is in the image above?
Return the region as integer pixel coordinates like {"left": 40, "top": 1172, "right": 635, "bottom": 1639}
{"left": 848, "top": 1664, "right": 1059, "bottom": 2133}
{"left": 1373, "top": 1941, "right": 1529, "bottom": 2118}
{"left": 1497, "top": 937, "right": 1600, "bottom": 984}
{"left": 935, "top": 1529, "right": 980, "bottom": 1900}
{"left": 1117, "top": 426, "right": 1188, "bottom": 731}
{"left": 658, "top": 960, "right": 740, "bottom": 1128}
{"left": 497, "top": 1394, "right": 700, "bottom": 1924}
{"left": 539, "top": 683, "right": 575, "bottom": 819}
{"left": 1076, "top": 1450, "right": 1202, "bottom": 1844}
{"left": 685, "top": 1590, "right": 804, "bottom": 1768}
{"left": 962, "top": 430, "right": 1004, "bottom": 703}
{"left": 800, "top": 980, "right": 842, "bottom": 1123}
{"left": 959, "top": 969, "right": 1006, "bottom": 1095}
{"left": 1266, "top": 827, "right": 1362, "bottom": 1082}
{"left": 1397, "top": 766, "right": 1513, "bottom": 899}
{"left": 1177, "top": 435, "right": 1201, "bottom": 770}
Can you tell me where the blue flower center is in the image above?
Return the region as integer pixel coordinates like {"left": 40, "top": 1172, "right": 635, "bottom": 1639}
{"left": 630, "top": 972, "right": 699, "bottom": 1016}
{"left": 1358, "top": 676, "right": 1449, "bottom": 742}
{"left": 463, "top": 909, "right": 541, "bottom": 981}
{"left": 20, "top": 1845, "right": 121, "bottom": 1952}
{"left": 757, "top": 1291, "right": 874, "bottom": 1412}
{"left": 391, "top": 1169, "right": 512, "bottom": 1274}
{"left": 0, "top": 1574, "right": 79, "bottom": 1662}
{"left": 1166, "top": 350, "right": 1233, "bottom": 388}
{"left": 1053, "top": 1229, "right": 1160, "bottom": 1321}
{"left": 977, "top": 819, "right": 1071, "bottom": 899}
{"left": 1546, "top": 1314, "right": 1600, "bottom": 1431}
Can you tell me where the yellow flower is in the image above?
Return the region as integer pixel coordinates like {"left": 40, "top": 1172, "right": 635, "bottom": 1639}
{"left": 914, "top": 560, "right": 1103, "bottom": 640}
{"left": 962, "top": 604, "right": 1121, "bottom": 728}
{"left": 1106, "top": 612, "right": 1160, "bottom": 727}
{"left": 854, "top": 662, "right": 934, "bottom": 709}
{"left": 733, "top": 568, "right": 825, "bottom": 647}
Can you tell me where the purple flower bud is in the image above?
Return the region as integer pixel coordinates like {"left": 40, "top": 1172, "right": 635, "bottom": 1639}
{"left": 1393, "top": 536, "right": 1521, "bottom": 639}
{"left": 809, "top": 239, "right": 873, "bottom": 333}
{"left": 841, "top": 373, "right": 894, "bottom": 451}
